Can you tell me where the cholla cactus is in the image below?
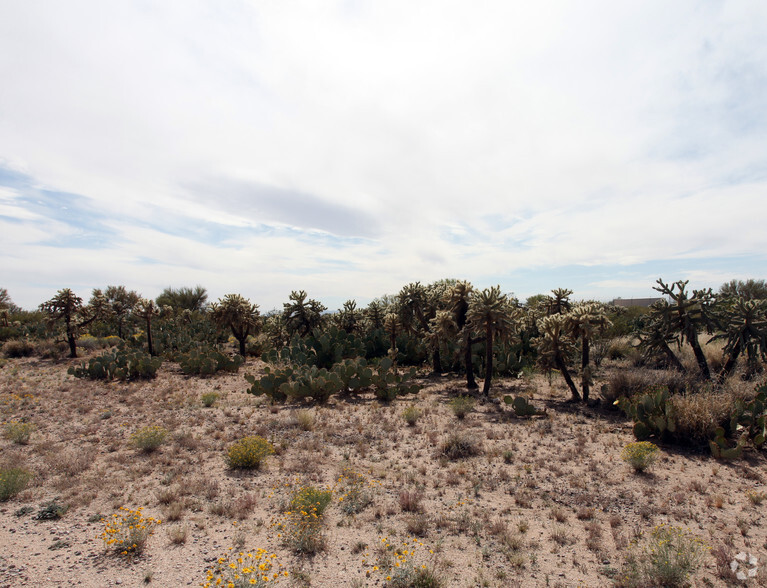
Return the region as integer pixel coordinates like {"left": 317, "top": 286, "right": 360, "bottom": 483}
{"left": 567, "top": 303, "right": 611, "bottom": 402}
{"left": 39, "top": 288, "right": 104, "bottom": 358}
{"left": 467, "top": 286, "right": 521, "bottom": 396}
{"left": 210, "top": 294, "right": 261, "bottom": 356}
{"left": 536, "top": 314, "right": 579, "bottom": 401}
{"left": 711, "top": 297, "right": 767, "bottom": 381}
{"left": 134, "top": 299, "right": 160, "bottom": 356}
{"left": 383, "top": 312, "right": 400, "bottom": 362}
{"left": 448, "top": 281, "right": 479, "bottom": 389}
{"left": 283, "top": 290, "right": 326, "bottom": 337}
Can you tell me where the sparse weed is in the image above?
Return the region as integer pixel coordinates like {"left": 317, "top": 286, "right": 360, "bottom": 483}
{"left": 402, "top": 405, "right": 422, "bottom": 426}
{"left": 0, "top": 467, "right": 31, "bottom": 501}
{"left": 3, "top": 420, "right": 34, "bottom": 444}
{"left": 449, "top": 396, "right": 475, "bottom": 419}
{"left": 201, "top": 392, "right": 219, "bottom": 407}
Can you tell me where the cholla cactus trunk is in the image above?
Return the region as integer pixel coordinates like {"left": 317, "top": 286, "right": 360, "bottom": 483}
{"left": 683, "top": 316, "right": 710, "bottom": 380}
{"left": 464, "top": 331, "right": 478, "bottom": 390}
{"left": 482, "top": 323, "right": 493, "bottom": 396}
{"left": 581, "top": 337, "right": 590, "bottom": 402}
{"left": 65, "top": 314, "right": 77, "bottom": 358}
{"left": 145, "top": 315, "right": 154, "bottom": 356}
{"left": 556, "top": 352, "right": 580, "bottom": 401}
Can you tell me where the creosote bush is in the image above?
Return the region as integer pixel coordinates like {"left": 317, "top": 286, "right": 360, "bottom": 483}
{"left": 621, "top": 441, "right": 659, "bottom": 472}
{"left": 0, "top": 467, "right": 31, "bottom": 501}
{"left": 226, "top": 436, "right": 274, "bottom": 470}
{"left": 130, "top": 425, "right": 168, "bottom": 452}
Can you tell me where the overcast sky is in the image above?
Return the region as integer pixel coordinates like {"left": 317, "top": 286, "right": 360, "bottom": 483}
{"left": 1, "top": 1, "right": 765, "bottom": 311}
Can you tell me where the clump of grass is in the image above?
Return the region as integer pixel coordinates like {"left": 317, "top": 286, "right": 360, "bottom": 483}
{"left": 167, "top": 524, "right": 188, "bottom": 545}
{"left": 203, "top": 549, "right": 288, "bottom": 587}
{"left": 438, "top": 432, "right": 482, "bottom": 460}
{"left": 0, "top": 467, "right": 32, "bottom": 501}
{"left": 200, "top": 392, "right": 219, "bottom": 407}
{"left": 295, "top": 409, "right": 315, "bottom": 431}
{"left": 621, "top": 441, "right": 659, "bottom": 473}
{"left": 449, "top": 396, "right": 475, "bottom": 419}
{"left": 370, "top": 537, "right": 443, "bottom": 587}
{"left": 618, "top": 524, "right": 707, "bottom": 587}
{"left": 99, "top": 507, "right": 161, "bottom": 557}
{"left": 1, "top": 339, "right": 35, "bottom": 358}
{"left": 130, "top": 425, "right": 168, "bottom": 453}
{"left": 337, "top": 467, "right": 376, "bottom": 515}
{"left": 3, "top": 420, "right": 34, "bottom": 444}
{"left": 399, "top": 489, "right": 423, "bottom": 513}
{"left": 402, "top": 405, "right": 422, "bottom": 426}
{"left": 226, "top": 436, "right": 274, "bottom": 470}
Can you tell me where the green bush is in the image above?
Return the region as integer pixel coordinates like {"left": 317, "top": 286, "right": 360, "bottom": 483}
{"left": 226, "top": 436, "right": 274, "bottom": 469}
{"left": 449, "top": 395, "right": 475, "bottom": 419}
{"left": 402, "top": 405, "right": 422, "bottom": 426}
{"left": 201, "top": 392, "right": 219, "bottom": 407}
{"left": 0, "top": 467, "right": 31, "bottom": 501}
{"left": 621, "top": 441, "right": 659, "bottom": 472}
{"left": 289, "top": 485, "right": 333, "bottom": 518}
{"left": 130, "top": 425, "right": 168, "bottom": 452}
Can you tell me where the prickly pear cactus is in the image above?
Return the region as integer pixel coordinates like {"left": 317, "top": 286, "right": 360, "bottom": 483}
{"left": 503, "top": 395, "right": 545, "bottom": 417}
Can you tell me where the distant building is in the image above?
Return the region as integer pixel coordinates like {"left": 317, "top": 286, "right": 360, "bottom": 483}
{"left": 611, "top": 297, "right": 664, "bottom": 308}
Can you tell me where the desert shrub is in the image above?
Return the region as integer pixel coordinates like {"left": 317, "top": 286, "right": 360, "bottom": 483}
{"left": 449, "top": 396, "right": 475, "bottom": 419}
{"left": 3, "top": 420, "right": 34, "bottom": 444}
{"left": 35, "top": 339, "right": 67, "bottom": 359}
{"left": 402, "top": 405, "right": 422, "bottom": 426}
{"left": 669, "top": 392, "right": 734, "bottom": 445}
{"left": 200, "top": 392, "right": 219, "bottom": 407}
{"left": 618, "top": 525, "right": 707, "bottom": 588}
{"left": 294, "top": 409, "right": 315, "bottom": 431}
{"left": 68, "top": 345, "right": 162, "bottom": 381}
{"left": 439, "top": 432, "right": 482, "bottom": 460}
{"left": 76, "top": 334, "right": 102, "bottom": 352}
{"left": 337, "top": 468, "right": 376, "bottom": 515}
{"left": 35, "top": 499, "right": 68, "bottom": 520}
{"left": 130, "top": 425, "right": 168, "bottom": 452}
{"left": 203, "top": 549, "right": 288, "bottom": 587}
{"left": 2, "top": 339, "right": 35, "bottom": 358}
{"left": 226, "top": 436, "right": 274, "bottom": 470}
{"left": 621, "top": 441, "right": 659, "bottom": 472}
{"left": 371, "top": 537, "right": 443, "bottom": 588}
{"left": 99, "top": 507, "right": 161, "bottom": 556}
{"left": 0, "top": 467, "right": 31, "bottom": 501}
{"left": 279, "top": 485, "right": 333, "bottom": 554}
{"left": 603, "top": 368, "right": 688, "bottom": 405}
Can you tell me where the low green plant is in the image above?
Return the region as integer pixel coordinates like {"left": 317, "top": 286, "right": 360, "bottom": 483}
{"left": 68, "top": 345, "right": 162, "bottom": 381}
{"left": 130, "top": 425, "right": 168, "bottom": 452}
{"left": 618, "top": 524, "right": 707, "bottom": 588}
{"left": 99, "top": 506, "right": 161, "bottom": 556}
{"left": 402, "top": 405, "right": 422, "bottom": 426}
{"left": 201, "top": 392, "right": 219, "bottom": 407}
{"left": 3, "top": 420, "right": 34, "bottom": 444}
{"left": 370, "top": 537, "right": 443, "bottom": 587}
{"left": 449, "top": 396, "right": 475, "bottom": 419}
{"left": 278, "top": 485, "right": 333, "bottom": 554}
{"left": 178, "top": 346, "right": 243, "bottom": 376}
{"left": 35, "top": 499, "right": 68, "bottom": 520}
{"left": 621, "top": 441, "right": 659, "bottom": 472}
{"left": 337, "top": 467, "right": 377, "bottom": 515}
{"left": 226, "top": 436, "right": 274, "bottom": 470}
{"left": 0, "top": 467, "right": 31, "bottom": 501}
{"left": 203, "top": 548, "right": 289, "bottom": 587}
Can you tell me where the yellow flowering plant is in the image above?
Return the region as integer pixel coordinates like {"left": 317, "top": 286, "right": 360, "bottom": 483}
{"left": 203, "top": 548, "right": 288, "bottom": 587}
{"left": 226, "top": 436, "right": 274, "bottom": 470}
{"left": 365, "top": 536, "right": 443, "bottom": 588}
{"left": 99, "top": 507, "right": 161, "bottom": 556}
{"left": 621, "top": 441, "right": 659, "bottom": 472}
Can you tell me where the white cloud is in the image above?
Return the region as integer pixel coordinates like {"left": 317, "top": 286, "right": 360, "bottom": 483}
{"left": 0, "top": 1, "right": 765, "bottom": 308}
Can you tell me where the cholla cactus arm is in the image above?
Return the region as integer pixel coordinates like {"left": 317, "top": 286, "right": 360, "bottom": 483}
{"left": 546, "top": 288, "right": 573, "bottom": 316}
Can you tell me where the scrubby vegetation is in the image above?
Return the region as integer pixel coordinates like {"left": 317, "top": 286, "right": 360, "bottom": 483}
{"left": 0, "top": 277, "right": 766, "bottom": 585}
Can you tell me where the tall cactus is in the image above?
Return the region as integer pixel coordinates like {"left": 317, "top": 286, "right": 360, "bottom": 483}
{"left": 536, "top": 314, "right": 579, "bottom": 401}
{"left": 467, "top": 286, "right": 520, "bottom": 396}
{"left": 711, "top": 297, "right": 767, "bottom": 381}
{"left": 567, "top": 303, "right": 612, "bottom": 402}
{"left": 283, "top": 290, "right": 326, "bottom": 337}
{"left": 40, "top": 288, "right": 104, "bottom": 358}
{"left": 135, "top": 299, "right": 160, "bottom": 356}
{"left": 210, "top": 294, "right": 261, "bottom": 356}
{"left": 448, "top": 281, "right": 480, "bottom": 389}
